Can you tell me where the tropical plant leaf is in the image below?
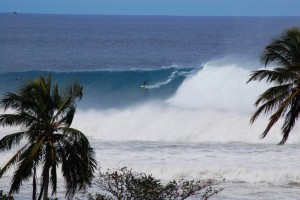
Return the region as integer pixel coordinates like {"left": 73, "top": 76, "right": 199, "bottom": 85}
{"left": 0, "top": 131, "right": 26, "bottom": 152}
{"left": 248, "top": 27, "right": 300, "bottom": 144}
{"left": 0, "top": 143, "right": 29, "bottom": 178}
{"left": 9, "top": 137, "right": 45, "bottom": 194}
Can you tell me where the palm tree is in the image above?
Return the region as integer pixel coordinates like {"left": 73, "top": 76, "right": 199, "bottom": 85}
{"left": 0, "top": 75, "right": 97, "bottom": 199}
{"left": 247, "top": 27, "right": 300, "bottom": 144}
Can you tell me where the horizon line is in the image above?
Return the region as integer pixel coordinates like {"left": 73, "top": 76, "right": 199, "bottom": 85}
{"left": 0, "top": 12, "right": 299, "bottom": 18}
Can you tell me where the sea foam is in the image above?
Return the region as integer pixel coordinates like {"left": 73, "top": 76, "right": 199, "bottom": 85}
{"left": 71, "top": 60, "right": 300, "bottom": 144}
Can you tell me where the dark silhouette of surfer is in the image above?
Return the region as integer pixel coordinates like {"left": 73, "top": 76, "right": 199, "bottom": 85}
{"left": 14, "top": 11, "right": 17, "bottom": 15}
{"left": 141, "top": 81, "right": 147, "bottom": 88}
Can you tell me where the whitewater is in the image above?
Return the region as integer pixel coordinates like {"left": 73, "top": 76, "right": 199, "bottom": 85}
{"left": 0, "top": 14, "right": 300, "bottom": 199}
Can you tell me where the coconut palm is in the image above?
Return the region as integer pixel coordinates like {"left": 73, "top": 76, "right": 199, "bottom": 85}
{"left": 247, "top": 27, "right": 300, "bottom": 144}
{"left": 0, "top": 75, "right": 97, "bottom": 199}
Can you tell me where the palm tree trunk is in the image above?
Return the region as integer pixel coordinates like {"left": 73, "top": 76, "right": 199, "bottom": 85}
{"left": 43, "top": 168, "right": 49, "bottom": 200}
{"left": 32, "top": 167, "right": 36, "bottom": 200}
{"left": 37, "top": 181, "right": 44, "bottom": 200}
{"left": 42, "top": 141, "right": 52, "bottom": 200}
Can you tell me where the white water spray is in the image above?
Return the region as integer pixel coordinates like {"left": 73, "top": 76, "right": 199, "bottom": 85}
{"left": 71, "top": 60, "right": 300, "bottom": 144}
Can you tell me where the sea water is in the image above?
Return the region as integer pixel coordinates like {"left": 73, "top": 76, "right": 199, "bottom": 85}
{"left": 0, "top": 14, "right": 300, "bottom": 199}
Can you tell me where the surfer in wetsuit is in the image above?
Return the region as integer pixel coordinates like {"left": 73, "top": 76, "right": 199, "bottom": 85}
{"left": 141, "top": 81, "right": 147, "bottom": 88}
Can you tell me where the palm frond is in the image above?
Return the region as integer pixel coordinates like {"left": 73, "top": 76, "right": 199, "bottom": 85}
{"left": 52, "top": 82, "right": 82, "bottom": 124}
{"left": 9, "top": 136, "right": 45, "bottom": 194}
{"left": 0, "top": 92, "right": 24, "bottom": 111}
{"left": 260, "top": 107, "right": 286, "bottom": 139}
{"left": 57, "top": 140, "right": 77, "bottom": 198}
{"left": 0, "top": 113, "right": 40, "bottom": 127}
{"left": 51, "top": 82, "right": 60, "bottom": 109}
{"left": 261, "top": 44, "right": 292, "bottom": 67}
{"left": 58, "top": 144, "right": 74, "bottom": 197}
{"left": 54, "top": 105, "right": 76, "bottom": 128}
{"left": 1, "top": 87, "right": 40, "bottom": 115}
{"left": 261, "top": 27, "right": 300, "bottom": 67}
{"left": 254, "top": 84, "right": 292, "bottom": 106}
{"left": 260, "top": 89, "right": 300, "bottom": 139}
{"left": 50, "top": 161, "right": 57, "bottom": 195}
{"left": 250, "top": 92, "right": 289, "bottom": 124}
{"left": 247, "top": 67, "right": 296, "bottom": 85}
{"left": 59, "top": 127, "right": 89, "bottom": 147}
{"left": 40, "top": 140, "right": 57, "bottom": 197}
{"left": 0, "top": 143, "right": 29, "bottom": 178}
{"left": 58, "top": 132, "right": 97, "bottom": 198}
{"left": 0, "top": 131, "right": 26, "bottom": 151}
{"left": 250, "top": 84, "right": 293, "bottom": 123}
{"left": 280, "top": 95, "right": 300, "bottom": 144}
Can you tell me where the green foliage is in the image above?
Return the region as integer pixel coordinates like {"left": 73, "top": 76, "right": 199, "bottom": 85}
{"left": 248, "top": 27, "right": 300, "bottom": 144}
{"left": 0, "top": 190, "right": 14, "bottom": 200}
{"left": 0, "top": 75, "right": 97, "bottom": 199}
{"left": 88, "top": 167, "right": 223, "bottom": 200}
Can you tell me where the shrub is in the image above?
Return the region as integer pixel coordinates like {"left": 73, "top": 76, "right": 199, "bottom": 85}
{"left": 0, "top": 190, "right": 14, "bottom": 200}
{"left": 88, "top": 167, "right": 223, "bottom": 200}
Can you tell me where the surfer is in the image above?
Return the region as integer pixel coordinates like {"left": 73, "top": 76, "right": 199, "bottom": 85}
{"left": 141, "top": 81, "right": 147, "bottom": 88}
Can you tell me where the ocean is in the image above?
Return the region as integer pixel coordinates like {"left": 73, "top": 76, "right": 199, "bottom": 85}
{"left": 0, "top": 14, "right": 300, "bottom": 199}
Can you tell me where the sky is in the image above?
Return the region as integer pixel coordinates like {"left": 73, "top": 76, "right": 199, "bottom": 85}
{"left": 0, "top": 0, "right": 299, "bottom": 16}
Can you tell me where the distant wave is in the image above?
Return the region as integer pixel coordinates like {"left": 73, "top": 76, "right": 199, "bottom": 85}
{"left": 2, "top": 59, "right": 300, "bottom": 144}
{"left": 69, "top": 59, "right": 300, "bottom": 144}
{"left": 0, "top": 67, "right": 194, "bottom": 109}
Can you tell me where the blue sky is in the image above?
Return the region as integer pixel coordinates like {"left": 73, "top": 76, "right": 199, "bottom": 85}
{"left": 0, "top": 0, "right": 299, "bottom": 16}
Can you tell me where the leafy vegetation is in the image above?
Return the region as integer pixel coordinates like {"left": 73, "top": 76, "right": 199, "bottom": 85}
{"left": 0, "top": 190, "right": 14, "bottom": 200}
{"left": 87, "top": 167, "right": 223, "bottom": 200}
{"left": 0, "top": 75, "right": 97, "bottom": 200}
{"left": 247, "top": 27, "right": 300, "bottom": 144}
